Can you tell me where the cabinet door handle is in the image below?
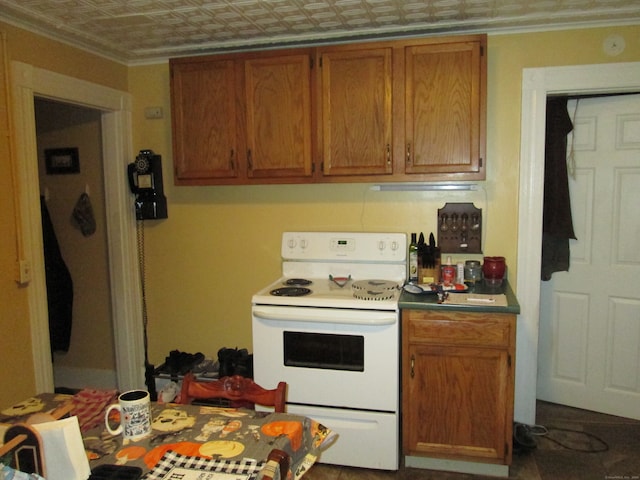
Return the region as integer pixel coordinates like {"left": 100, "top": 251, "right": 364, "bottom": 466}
{"left": 406, "top": 143, "right": 412, "bottom": 165}
{"left": 247, "top": 149, "right": 253, "bottom": 170}
{"left": 230, "top": 149, "right": 235, "bottom": 170}
{"left": 386, "top": 144, "right": 391, "bottom": 165}
{"left": 410, "top": 354, "right": 415, "bottom": 378}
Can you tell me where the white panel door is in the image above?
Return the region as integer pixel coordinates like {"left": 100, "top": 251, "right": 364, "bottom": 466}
{"left": 537, "top": 94, "right": 640, "bottom": 420}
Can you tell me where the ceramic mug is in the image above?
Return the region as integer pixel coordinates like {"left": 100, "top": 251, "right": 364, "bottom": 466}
{"left": 105, "top": 389, "right": 152, "bottom": 440}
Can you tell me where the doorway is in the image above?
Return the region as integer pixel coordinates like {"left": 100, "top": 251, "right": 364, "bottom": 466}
{"left": 35, "top": 98, "right": 117, "bottom": 389}
{"left": 10, "top": 61, "right": 145, "bottom": 393}
{"left": 537, "top": 94, "right": 640, "bottom": 420}
{"left": 516, "top": 61, "right": 640, "bottom": 425}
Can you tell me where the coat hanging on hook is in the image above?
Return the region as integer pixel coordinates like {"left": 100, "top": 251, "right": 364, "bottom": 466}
{"left": 41, "top": 196, "right": 74, "bottom": 353}
{"left": 541, "top": 96, "right": 576, "bottom": 281}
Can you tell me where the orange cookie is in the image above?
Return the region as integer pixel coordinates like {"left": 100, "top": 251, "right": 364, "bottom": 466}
{"left": 261, "top": 421, "right": 303, "bottom": 451}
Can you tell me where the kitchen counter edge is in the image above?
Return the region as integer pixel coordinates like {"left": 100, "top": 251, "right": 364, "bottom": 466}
{"left": 399, "top": 280, "right": 520, "bottom": 314}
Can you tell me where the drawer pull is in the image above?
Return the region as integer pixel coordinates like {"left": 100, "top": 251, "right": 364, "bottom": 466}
{"left": 410, "top": 354, "right": 415, "bottom": 378}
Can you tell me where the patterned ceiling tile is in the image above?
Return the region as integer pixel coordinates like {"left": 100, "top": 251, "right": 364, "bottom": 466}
{"left": 0, "top": 0, "right": 638, "bottom": 63}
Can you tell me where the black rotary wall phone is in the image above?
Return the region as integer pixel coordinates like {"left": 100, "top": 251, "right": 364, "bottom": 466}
{"left": 127, "top": 149, "right": 168, "bottom": 220}
{"left": 128, "top": 150, "right": 168, "bottom": 399}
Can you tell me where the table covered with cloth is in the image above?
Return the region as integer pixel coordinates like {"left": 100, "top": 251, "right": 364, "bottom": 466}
{"left": 0, "top": 392, "right": 335, "bottom": 480}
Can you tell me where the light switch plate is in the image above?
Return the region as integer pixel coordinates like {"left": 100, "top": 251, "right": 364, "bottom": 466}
{"left": 144, "top": 106, "right": 163, "bottom": 119}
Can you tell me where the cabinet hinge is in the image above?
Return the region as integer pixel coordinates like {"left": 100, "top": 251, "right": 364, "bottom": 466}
{"left": 310, "top": 57, "right": 314, "bottom": 69}
{"left": 479, "top": 157, "right": 483, "bottom": 167}
{"left": 507, "top": 354, "right": 512, "bottom": 367}
{"left": 319, "top": 56, "right": 323, "bottom": 68}
{"left": 480, "top": 45, "right": 485, "bottom": 57}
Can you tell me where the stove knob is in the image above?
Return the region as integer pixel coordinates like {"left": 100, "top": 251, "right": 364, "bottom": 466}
{"left": 300, "top": 239, "right": 308, "bottom": 250}
{"left": 378, "top": 240, "right": 386, "bottom": 251}
{"left": 287, "top": 238, "right": 297, "bottom": 249}
{"left": 390, "top": 240, "right": 399, "bottom": 251}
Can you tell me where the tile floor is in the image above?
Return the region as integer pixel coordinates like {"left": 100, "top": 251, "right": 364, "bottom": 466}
{"left": 303, "top": 401, "right": 640, "bottom": 480}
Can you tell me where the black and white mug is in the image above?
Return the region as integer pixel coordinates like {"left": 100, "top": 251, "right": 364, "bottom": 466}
{"left": 105, "top": 389, "right": 152, "bottom": 441}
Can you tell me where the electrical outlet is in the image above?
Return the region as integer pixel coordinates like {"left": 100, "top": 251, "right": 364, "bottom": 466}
{"left": 144, "top": 107, "right": 163, "bottom": 119}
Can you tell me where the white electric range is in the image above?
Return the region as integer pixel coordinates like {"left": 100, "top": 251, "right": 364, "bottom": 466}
{"left": 252, "top": 231, "right": 407, "bottom": 470}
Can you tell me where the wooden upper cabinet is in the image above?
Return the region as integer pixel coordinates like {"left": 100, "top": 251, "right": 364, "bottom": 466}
{"left": 403, "top": 37, "right": 486, "bottom": 178}
{"left": 318, "top": 47, "right": 393, "bottom": 177}
{"left": 244, "top": 54, "right": 313, "bottom": 179}
{"left": 169, "top": 34, "right": 486, "bottom": 185}
{"left": 171, "top": 59, "right": 239, "bottom": 183}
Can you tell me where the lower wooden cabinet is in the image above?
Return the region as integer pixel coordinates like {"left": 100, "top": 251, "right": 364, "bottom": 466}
{"left": 401, "top": 309, "right": 515, "bottom": 468}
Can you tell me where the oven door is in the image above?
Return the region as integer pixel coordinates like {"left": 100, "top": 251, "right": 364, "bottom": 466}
{"left": 252, "top": 305, "right": 399, "bottom": 412}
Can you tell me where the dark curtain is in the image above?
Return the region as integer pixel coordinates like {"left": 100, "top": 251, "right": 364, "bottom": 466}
{"left": 41, "top": 196, "right": 74, "bottom": 352}
{"left": 541, "top": 96, "right": 576, "bottom": 281}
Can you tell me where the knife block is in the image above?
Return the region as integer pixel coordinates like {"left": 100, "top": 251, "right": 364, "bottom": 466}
{"left": 419, "top": 257, "right": 440, "bottom": 284}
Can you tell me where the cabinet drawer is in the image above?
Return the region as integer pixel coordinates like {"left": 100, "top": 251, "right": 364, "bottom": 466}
{"left": 405, "top": 310, "right": 513, "bottom": 347}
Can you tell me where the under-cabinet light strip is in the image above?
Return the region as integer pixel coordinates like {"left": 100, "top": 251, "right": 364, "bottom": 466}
{"left": 371, "top": 183, "right": 478, "bottom": 191}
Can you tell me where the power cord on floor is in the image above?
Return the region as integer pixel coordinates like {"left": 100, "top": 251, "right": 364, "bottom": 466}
{"left": 515, "top": 422, "right": 609, "bottom": 453}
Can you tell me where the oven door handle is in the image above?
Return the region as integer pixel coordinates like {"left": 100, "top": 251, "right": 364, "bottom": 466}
{"left": 252, "top": 308, "right": 397, "bottom": 326}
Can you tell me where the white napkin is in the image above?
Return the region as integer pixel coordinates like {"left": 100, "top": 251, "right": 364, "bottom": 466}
{"left": 31, "top": 416, "right": 90, "bottom": 480}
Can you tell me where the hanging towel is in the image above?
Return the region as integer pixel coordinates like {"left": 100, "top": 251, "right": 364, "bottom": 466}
{"left": 541, "top": 96, "right": 577, "bottom": 281}
{"left": 41, "top": 196, "right": 74, "bottom": 353}
{"left": 72, "top": 192, "right": 96, "bottom": 236}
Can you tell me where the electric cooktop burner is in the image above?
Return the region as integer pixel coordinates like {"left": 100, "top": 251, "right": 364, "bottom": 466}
{"left": 284, "top": 278, "right": 312, "bottom": 286}
{"left": 270, "top": 287, "right": 312, "bottom": 297}
{"left": 352, "top": 279, "right": 399, "bottom": 301}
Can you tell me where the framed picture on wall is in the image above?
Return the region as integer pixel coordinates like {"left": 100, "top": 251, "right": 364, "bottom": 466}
{"left": 45, "top": 148, "right": 80, "bottom": 174}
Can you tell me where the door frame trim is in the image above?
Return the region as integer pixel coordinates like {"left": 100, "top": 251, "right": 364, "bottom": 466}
{"left": 11, "top": 61, "right": 145, "bottom": 392}
{"left": 516, "top": 61, "right": 640, "bottom": 424}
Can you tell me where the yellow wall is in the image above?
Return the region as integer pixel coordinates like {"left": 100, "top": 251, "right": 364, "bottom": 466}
{"left": 0, "top": 31, "right": 34, "bottom": 408}
{"left": 129, "top": 24, "right": 640, "bottom": 366}
{"left": 0, "top": 21, "right": 126, "bottom": 407}
{"left": 1, "top": 22, "right": 128, "bottom": 92}
{"left": 1, "top": 20, "right": 639, "bottom": 406}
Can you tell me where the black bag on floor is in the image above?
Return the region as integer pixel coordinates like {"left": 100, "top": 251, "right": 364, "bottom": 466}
{"left": 218, "top": 347, "right": 253, "bottom": 378}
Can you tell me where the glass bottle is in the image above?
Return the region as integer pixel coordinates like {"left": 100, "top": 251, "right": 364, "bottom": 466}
{"left": 408, "top": 233, "right": 418, "bottom": 284}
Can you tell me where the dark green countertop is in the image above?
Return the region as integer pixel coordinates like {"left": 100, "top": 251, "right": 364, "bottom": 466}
{"left": 399, "top": 279, "right": 520, "bottom": 314}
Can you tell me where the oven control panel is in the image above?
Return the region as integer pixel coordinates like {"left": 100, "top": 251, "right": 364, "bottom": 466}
{"left": 282, "top": 232, "right": 406, "bottom": 262}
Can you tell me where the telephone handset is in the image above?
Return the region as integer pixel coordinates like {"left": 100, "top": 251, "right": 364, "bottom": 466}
{"left": 128, "top": 149, "right": 168, "bottom": 220}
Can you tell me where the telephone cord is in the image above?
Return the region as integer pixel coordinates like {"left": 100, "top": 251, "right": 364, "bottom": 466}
{"left": 136, "top": 219, "right": 149, "bottom": 364}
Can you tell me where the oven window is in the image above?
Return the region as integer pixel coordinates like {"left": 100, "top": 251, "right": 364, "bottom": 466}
{"left": 283, "top": 331, "right": 364, "bottom": 371}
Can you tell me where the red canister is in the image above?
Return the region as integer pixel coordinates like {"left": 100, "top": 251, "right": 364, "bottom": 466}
{"left": 483, "top": 256, "right": 505, "bottom": 284}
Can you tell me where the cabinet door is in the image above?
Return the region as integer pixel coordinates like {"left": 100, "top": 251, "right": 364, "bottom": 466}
{"left": 244, "top": 54, "right": 313, "bottom": 179}
{"left": 171, "top": 59, "right": 239, "bottom": 182}
{"left": 319, "top": 47, "right": 393, "bottom": 176}
{"left": 404, "top": 39, "right": 485, "bottom": 175}
{"left": 404, "top": 343, "right": 511, "bottom": 463}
